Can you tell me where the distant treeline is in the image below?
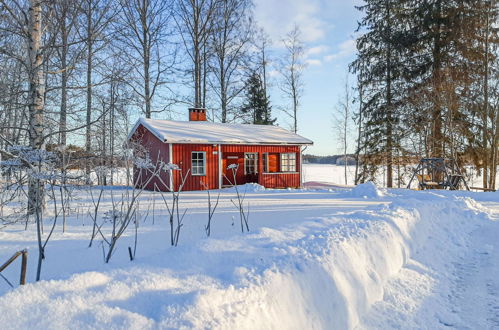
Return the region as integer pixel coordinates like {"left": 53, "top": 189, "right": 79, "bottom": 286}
{"left": 303, "top": 154, "right": 356, "bottom": 165}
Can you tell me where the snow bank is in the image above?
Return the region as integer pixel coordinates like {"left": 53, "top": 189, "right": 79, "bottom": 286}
{"left": 0, "top": 188, "right": 490, "bottom": 329}
{"left": 222, "top": 182, "right": 266, "bottom": 193}
{"left": 344, "top": 181, "right": 385, "bottom": 198}
{"left": 169, "top": 195, "right": 480, "bottom": 329}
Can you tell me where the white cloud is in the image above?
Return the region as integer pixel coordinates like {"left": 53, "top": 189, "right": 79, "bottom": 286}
{"left": 305, "top": 59, "right": 322, "bottom": 66}
{"left": 305, "top": 45, "right": 329, "bottom": 57}
{"left": 253, "top": 0, "right": 328, "bottom": 43}
{"left": 324, "top": 39, "right": 356, "bottom": 62}
{"left": 268, "top": 69, "right": 280, "bottom": 78}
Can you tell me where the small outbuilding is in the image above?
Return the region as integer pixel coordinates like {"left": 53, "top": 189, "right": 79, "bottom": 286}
{"left": 128, "top": 108, "right": 313, "bottom": 191}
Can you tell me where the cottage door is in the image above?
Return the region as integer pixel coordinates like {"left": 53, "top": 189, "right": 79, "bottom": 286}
{"left": 223, "top": 155, "right": 242, "bottom": 186}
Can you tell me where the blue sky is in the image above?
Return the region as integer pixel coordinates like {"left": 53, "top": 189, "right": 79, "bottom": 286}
{"left": 254, "top": 0, "right": 363, "bottom": 155}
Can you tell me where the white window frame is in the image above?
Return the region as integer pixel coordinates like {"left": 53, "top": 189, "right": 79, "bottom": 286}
{"left": 244, "top": 153, "right": 258, "bottom": 175}
{"left": 191, "top": 151, "right": 206, "bottom": 176}
{"left": 280, "top": 153, "right": 296, "bottom": 172}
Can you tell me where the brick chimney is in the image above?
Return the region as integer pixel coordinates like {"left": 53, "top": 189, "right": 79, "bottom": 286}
{"left": 189, "top": 108, "right": 207, "bottom": 121}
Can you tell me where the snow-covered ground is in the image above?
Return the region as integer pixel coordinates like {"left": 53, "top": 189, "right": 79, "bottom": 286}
{"left": 303, "top": 163, "right": 499, "bottom": 188}
{"left": 0, "top": 165, "right": 498, "bottom": 329}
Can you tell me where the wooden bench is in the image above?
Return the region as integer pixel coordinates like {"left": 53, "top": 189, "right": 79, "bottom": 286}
{"left": 417, "top": 174, "right": 442, "bottom": 190}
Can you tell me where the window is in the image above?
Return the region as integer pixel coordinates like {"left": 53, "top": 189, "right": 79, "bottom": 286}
{"left": 191, "top": 151, "right": 206, "bottom": 175}
{"left": 244, "top": 153, "right": 258, "bottom": 174}
{"left": 262, "top": 153, "right": 268, "bottom": 172}
{"left": 280, "top": 153, "right": 296, "bottom": 172}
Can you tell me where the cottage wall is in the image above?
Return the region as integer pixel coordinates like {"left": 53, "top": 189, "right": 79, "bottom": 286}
{"left": 171, "top": 144, "right": 219, "bottom": 191}
{"left": 169, "top": 144, "right": 302, "bottom": 191}
{"left": 130, "top": 124, "right": 170, "bottom": 191}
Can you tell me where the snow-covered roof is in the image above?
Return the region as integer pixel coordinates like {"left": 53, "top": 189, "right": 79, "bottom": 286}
{"left": 129, "top": 118, "right": 313, "bottom": 145}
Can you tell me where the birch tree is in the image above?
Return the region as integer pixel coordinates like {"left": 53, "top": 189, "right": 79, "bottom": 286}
{"left": 209, "top": 0, "right": 252, "bottom": 122}
{"left": 80, "top": 0, "right": 115, "bottom": 180}
{"left": 117, "top": 0, "right": 175, "bottom": 118}
{"left": 52, "top": 0, "right": 81, "bottom": 146}
{"left": 279, "top": 25, "right": 305, "bottom": 133}
{"left": 175, "top": 0, "right": 220, "bottom": 108}
{"left": 333, "top": 77, "right": 353, "bottom": 185}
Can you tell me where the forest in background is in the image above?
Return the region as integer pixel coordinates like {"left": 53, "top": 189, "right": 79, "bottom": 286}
{"left": 1, "top": 0, "right": 499, "bottom": 194}
{"left": 351, "top": 0, "right": 499, "bottom": 190}
{"left": 0, "top": 0, "right": 304, "bottom": 174}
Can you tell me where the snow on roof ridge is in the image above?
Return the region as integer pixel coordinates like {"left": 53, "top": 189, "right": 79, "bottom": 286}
{"left": 130, "top": 118, "right": 313, "bottom": 145}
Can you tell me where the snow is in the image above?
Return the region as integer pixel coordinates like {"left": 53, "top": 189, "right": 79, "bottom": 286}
{"left": 303, "top": 163, "right": 499, "bottom": 189}
{"left": 0, "top": 165, "right": 498, "bottom": 329}
{"left": 344, "top": 181, "right": 385, "bottom": 198}
{"left": 129, "top": 118, "right": 313, "bottom": 145}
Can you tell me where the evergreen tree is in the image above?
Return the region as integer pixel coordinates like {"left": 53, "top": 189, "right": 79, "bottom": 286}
{"left": 350, "top": 0, "right": 409, "bottom": 187}
{"left": 351, "top": 0, "right": 499, "bottom": 188}
{"left": 241, "top": 72, "right": 276, "bottom": 125}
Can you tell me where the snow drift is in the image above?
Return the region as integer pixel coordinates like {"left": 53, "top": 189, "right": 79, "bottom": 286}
{"left": 0, "top": 188, "right": 494, "bottom": 329}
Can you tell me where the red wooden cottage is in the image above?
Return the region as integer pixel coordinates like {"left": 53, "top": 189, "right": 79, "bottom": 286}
{"left": 128, "top": 108, "right": 313, "bottom": 191}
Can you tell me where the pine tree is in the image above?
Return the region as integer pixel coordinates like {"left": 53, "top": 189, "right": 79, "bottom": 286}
{"left": 352, "top": 0, "right": 499, "bottom": 189}
{"left": 350, "top": 0, "right": 409, "bottom": 187}
{"left": 241, "top": 72, "right": 276, "bottom": 125}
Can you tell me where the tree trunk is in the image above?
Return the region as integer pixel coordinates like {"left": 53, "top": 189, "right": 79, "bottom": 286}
{"left": 193, "top": 10, "right": 201, "bottom": 109}
{"left": 385, "top": 1, "right": 393, "bottom": 188}
{"left": 59, "top": 14, "right": 68, "bottom": 146}
{"left": 142, "top": 0, "right": 151, "bottom": 119}
{"left": 483, "top": 3, "right": 490, "bottom": 189}
{"left": 27, "top": 0, "right": 46, "bottom": 281}
{"left": 85, "top": 0, "right": 93, "bottom": 183}
{"left": 27, "top": 0, "right": 45, "bottom": 216}
{"left": 354, "top": 77, "right": 363, "bottom": 185}
{"left": 202, "top": 42, "right": 207, "bottom": 109}
{"left": 431, "top": 0, "right": 444, "bottom": 158}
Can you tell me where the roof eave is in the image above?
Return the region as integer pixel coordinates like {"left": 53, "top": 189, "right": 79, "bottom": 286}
{"left": 128, "top": 118, "right": 167, "bottom": 143}
{"left": 163, "top": 140, "right": 313, "bottom": 146}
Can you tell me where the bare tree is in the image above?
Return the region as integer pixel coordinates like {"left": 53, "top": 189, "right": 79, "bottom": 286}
{"left": 209, "top": 0, "right": 252, "bottom": 122}
{"left": 175, "top": 0, "right": 220, "bottom": 108}
{"left": 279, "top": 25, "right": 306, "bottom": 133}
{"left": 333, "top": 76, "right": 353, "bottom": 185}
{"left": 117, "top": 0, "right": 175, "bottom": 118}
{"left": 353, "top": 68, "right": 364, "bottom": 185}
{"left": 253, "top": 29, "right": 272, "bottom": 108}
{"left": 52, "top": 0, "right": 82, "bottom": 146}
{"left": 80, "top": 0, "right": 115, "bottom": 181}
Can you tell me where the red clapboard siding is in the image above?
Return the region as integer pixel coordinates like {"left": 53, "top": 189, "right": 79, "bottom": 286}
{"left": 221, "top": 145, "right": 301, "bottom": 189}
{"left": 130, "top": 124, "right": 170, "bottom": 191}
{"left": 172, "top": 144, "right": 219, "bottom": 191}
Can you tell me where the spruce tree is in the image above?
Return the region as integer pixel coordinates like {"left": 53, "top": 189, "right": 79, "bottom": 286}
{"left": 351, "top": 0, "right": 499, "bottom": 189}
{"left": 350, "top": 0, "right": 408, "bottom": 187}
{"left": 241, "top": 72, "right": 276, "bottom": 125}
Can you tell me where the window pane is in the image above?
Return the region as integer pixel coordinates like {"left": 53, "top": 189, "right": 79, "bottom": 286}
{"left": 192, "top": 152, "right": 205, "bottom": 175}
{"left": 244, "top": 153, "right": 257, "bottom": 174}
{"left": 280, "top": 153, "right": 296, "bottom": 172}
